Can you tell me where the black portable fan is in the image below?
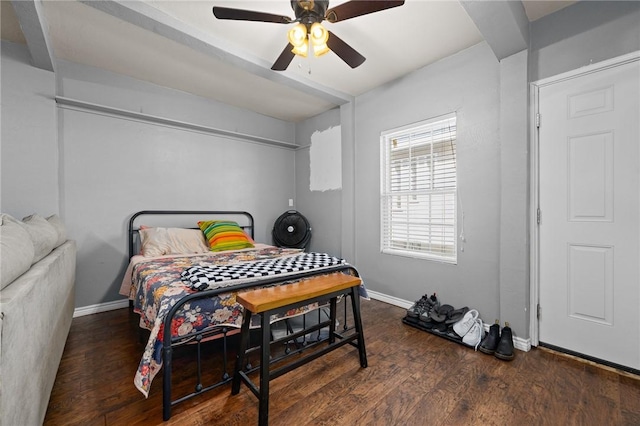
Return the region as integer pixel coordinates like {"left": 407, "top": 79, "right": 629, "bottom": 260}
{"left": 272, "top": 210, "right": 312, "bottom": 249}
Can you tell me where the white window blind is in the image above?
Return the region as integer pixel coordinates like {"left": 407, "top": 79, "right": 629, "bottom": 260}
{"left": 380, "top": 113, "right": 457, "bottom": 262}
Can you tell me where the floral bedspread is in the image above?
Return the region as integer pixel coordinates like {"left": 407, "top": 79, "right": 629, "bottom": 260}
{"left": 127, "top": 246, "right": 333, "bottom": 397}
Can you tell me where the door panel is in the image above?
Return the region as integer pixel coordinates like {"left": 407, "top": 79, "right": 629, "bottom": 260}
{"left": 538, "top": 59, "right": 640, "bottom": 369}
{"left": 567, "top": 131, "right": 613, "bottom": 221}
{"left": 567, "top": 243, "right": 613, "bottom": 325}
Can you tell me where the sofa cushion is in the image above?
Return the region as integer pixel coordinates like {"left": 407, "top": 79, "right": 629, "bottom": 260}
{"left": 21, "top": 214, "right": 58, "bottom": 264}
{"left": 46, "top": 214, "right": 67, "bottom": 248}
{"left": 0, "top": 215, "right": 35, "bottom": 290}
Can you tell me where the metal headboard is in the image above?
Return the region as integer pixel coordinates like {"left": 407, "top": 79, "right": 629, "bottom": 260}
{"left": 127, "top": 210, "right": 255, "bottom": 259}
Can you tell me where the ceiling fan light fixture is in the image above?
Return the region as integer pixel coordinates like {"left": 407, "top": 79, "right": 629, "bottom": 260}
{"left": 212, "top": 0, "right": 406, "bottom": 70}
{"left": 288, "top": 23, "right": 307, "bottom": 47}
{"left": 313, "top": 42, "right": 330, "bottom": 57}
{"left": 291, "top": 41, "right": 309, "bottom": 57}
{"left": 288, "top": 23, "right": 309, "bottom": 57}
{"left": 309, "top": 22, "right": 330, "bottom": 57}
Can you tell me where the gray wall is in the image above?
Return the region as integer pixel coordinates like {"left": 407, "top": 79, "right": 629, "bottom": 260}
{"left": 529, "top": 1, "right": 640, "bottom": 81}
{"left": 294, "top": 107, "right": 342, "bottom": 255}
{"left": 55, "top": 60, "right": 298, "bottom": 308}
{"left": 353, "top": 42, "right": 502, "bottom": 323}
{"left": 3, "top": 0, "right": 639, "bottom": 327}
{"left": 499, "top": 50, "right": 529, "bottom": 335}
{"left": 1, "top": 46, "right": 299, "bottom": 308}
{"left": 1, "top": 41, "right": 58, "bottom": 218}
{"left": 293, "top": 0, "right": 640, "bottom": 341}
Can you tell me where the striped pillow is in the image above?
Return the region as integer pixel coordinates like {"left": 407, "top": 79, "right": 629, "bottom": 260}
{"left": 197, "top": 220, "right": 254, "bottom": 252}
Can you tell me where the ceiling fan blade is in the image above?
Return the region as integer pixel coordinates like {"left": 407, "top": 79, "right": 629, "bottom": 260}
{"left": 212, "top": 6, "right": 292, "bottom": 24}
{"left": 326, "top": 31, "right": 365, "bottom": 68}
{"left": 271, "top": 44, "right": 296, "bottom": 71}
{"left": 325, "top": 1, "right": 405, "bottom": 23}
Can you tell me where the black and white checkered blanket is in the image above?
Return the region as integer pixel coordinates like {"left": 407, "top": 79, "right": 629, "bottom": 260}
{"left": 181, "top": 252, "right": 346, "bottom": 291}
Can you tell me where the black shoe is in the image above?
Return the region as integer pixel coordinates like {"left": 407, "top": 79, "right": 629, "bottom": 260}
{"left": 418, "top": 296, "right": 440, "bottom": 328}
{"left": 429, "top": 304, "right": 453, "bottom": 323}
{"left": 494, "top": 322, "right": 515, "bottom": 361}
{"left": 479, "top": 320, "right": 500, "bottom": 355}
{"left": 406, "top": 294, "right": 429, "bottom": 318}
{"left": 406, "top": 293, "right": 438, "bottom": 319}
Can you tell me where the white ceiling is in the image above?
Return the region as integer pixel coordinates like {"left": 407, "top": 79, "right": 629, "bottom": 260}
{"left": 1, "top": 0, "right": 576, "bottom": 122}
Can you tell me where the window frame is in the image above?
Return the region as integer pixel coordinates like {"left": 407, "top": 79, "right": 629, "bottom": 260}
{"left": 379, "top": 113, "right": 458, "bottom": 264}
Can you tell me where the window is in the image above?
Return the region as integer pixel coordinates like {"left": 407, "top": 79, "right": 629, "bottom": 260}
{"left": 380, "top": 113, "right": 457, "bottom": 263}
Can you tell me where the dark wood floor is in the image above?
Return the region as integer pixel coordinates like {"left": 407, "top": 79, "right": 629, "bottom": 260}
{"left": 44, "top": 299, "right": 640, "bottom": 425}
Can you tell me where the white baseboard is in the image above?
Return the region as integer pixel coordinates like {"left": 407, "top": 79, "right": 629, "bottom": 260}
{"left": 72, "top": 292, "right": 534, "bottom": 352}
{"left": 366, "top": 290, "right": 532, "bottom": 352}
{"left": 73, "top": 299, "right": 129, "bottom": 318}
{"left": 366, "top": 290, "right": 414, "bottom": 309}
{"left": 513, "top": 336, "right": 531, "bottom": 352}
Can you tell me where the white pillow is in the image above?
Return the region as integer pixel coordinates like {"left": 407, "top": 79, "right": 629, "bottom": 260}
{"left": 21, "top": 214, "right": 58, "bottom": 264}
{"left": 139, "top": 227, "right": 208, "bottom": 257}
{"left": 0, "top": 215, "right": 35, "bottom": 290}
{"left": 46, "top": 214, "right": 67, "bottom": 248}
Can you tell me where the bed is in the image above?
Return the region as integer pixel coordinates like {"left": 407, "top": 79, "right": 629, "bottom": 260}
{"left": 119, "top": 210, "right": 365, "bottom": 420}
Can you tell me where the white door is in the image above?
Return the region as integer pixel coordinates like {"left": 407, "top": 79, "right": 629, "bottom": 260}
{"left": 538, "top": 57, "right": 640, "bottom": 370}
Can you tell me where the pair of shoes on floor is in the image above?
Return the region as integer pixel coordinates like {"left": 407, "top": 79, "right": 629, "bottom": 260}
{"left": 479, "top": 320, "right": 515, "bottom": 361}
{"left": 452, "top": 309, "right": 484, "bottom": 350}
{"left": 406, "top": 293, "right": 438, "bottom": 322}
{"left": 418, "top": 299, "right": 442, "bottom": 329}
{"left": 420, "top": 303, "right": 469, "bottom": 331}
{"left": 430, "top": 305, "right": 469, "bottom": 324}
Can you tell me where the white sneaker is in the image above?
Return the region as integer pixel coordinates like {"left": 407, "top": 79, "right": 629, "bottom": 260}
{"left": 462, "top": 318, "right": 485, "bottom": 350}
{"left": 453, "top": 309, "right": 479, "bottom": 337}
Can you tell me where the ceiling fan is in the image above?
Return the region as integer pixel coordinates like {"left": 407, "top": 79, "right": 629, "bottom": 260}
{"left": 212, "top": 1, "right": 405, "bottom": 71}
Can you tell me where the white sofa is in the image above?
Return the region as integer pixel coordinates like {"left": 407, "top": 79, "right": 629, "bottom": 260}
{"left": 0, "top": 214, "right": 76, "bottom": 426}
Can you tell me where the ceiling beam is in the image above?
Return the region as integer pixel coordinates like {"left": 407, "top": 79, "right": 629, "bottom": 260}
{"left": 80, "top": 0, "right": 353, "bottom": 106}
{"left": 460, "top": 0, "right": 529, "bottom": 60}
{"left": 10, "top": 0, "right": 55, "bottom": 71}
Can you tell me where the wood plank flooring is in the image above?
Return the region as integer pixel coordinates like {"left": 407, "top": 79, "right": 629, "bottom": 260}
{"left": 44, "top": 299, "right": 640, "bottom": 425}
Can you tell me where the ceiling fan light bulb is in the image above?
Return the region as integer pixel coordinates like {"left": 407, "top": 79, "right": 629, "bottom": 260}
{"left": 288, "top": 24, "right": 307, "bottom": 47}
{"left": 309, "top": 22, "right": 328, "bottom": 45}
{"left": 291, "top": 41, "right": 308, "bottom": 57}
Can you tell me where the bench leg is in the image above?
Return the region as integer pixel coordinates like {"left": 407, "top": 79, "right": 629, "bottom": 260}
{"left": 232, "top": 308, "right": 252, "bottom": 395}
{"left": 259, "top": 313, "right": 271, "bottom": 426}
{"left": 350, "top": 288, "right": 368, "bottom": 368}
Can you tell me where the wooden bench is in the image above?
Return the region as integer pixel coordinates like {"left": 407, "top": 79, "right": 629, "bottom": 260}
{"left": 231, "top": 272, "right": 368, "bottom": 426}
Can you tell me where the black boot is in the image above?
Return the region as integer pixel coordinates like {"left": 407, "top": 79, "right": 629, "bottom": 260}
{"left": 494, "top": 322, "right": 515, "bottom": 361}
{"left": 479, "top": 320, "right": 500, "bottom": 355}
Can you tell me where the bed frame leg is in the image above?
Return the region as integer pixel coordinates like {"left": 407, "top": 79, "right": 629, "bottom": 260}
{"left": 222, "top": 327, "right": 230, "bottom": 380}
{"left": 195, "top": 334, "right": 203, "bottom": 392}
{"left": 329, "top": 298, "right": 337, "bottom": 344}
{"left": 344, "top": 297, "right": 348, "bottom": 330}
{"left": 163, "top": 345, "right": 173, "bottom": 421}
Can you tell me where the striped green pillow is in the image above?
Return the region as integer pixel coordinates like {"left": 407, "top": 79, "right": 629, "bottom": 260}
{"left": 197, "top": 220, "right": 254, "bottom": 252}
